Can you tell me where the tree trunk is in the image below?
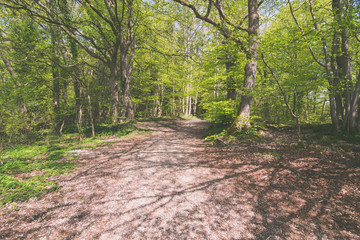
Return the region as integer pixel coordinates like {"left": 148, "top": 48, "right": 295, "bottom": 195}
{"left": 331, "top": 0, "right": 344, "bottom": 126}
{"left": 120, "top": 70, "right": 134, "bottom": 121}
{"left": 120, "top": 2, "right": 135, "bottom": 122}
{"left": 231, "top": 0, "right": 259, "bottom": 131}
{"left": 69, "top": 38, "right": 83, "bottom": 137}
{"left": 349, "top": 70, "right": 360, "bottom": 132}
{"left": 109, "top": 62, "right": 119, "bottom": 123}
{"left": 86, "top": 86, "right": 95, "bottom": 137}
{"left": 50, "top": 26, "right": 62, "bottom": 135}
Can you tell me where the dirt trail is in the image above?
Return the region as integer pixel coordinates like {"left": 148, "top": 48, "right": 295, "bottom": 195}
{"left": 0, "top": 120, "right": 359, "bottom": 239}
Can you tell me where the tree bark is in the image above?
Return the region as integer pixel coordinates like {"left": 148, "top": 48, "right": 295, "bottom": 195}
{"left": 231, "top": 0, "right": 259, "bottom": 131}
{"left": 69, "top": 38, "right": 84, "bottom": 137}
{"left": 119, "top": 1, "right": 135, "bottom": 122}
{"left": 109, "top": 61, "right": 120, "bottom": 123}
{"left": 349, "top": 69, "right": 360, "bottom": 131}
{"left": 50, "top": 26, "right": 62, "bottom": 135}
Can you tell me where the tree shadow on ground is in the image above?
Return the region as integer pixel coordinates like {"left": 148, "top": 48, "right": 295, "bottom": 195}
{"left": 0, "top": 120, "right": 359, "bottom": 239}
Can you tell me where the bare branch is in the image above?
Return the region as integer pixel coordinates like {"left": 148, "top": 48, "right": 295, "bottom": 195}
{"left": 172, "top": 0, "right": 249, "bottom": 54}
{"left": 288, "top": 0, "right": 326, "bottom": 68}
{"left": 262, "top": 53, "right": 301, "bottom": 141}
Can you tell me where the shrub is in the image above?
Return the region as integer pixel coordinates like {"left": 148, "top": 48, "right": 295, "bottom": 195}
{"left": 203, "top": 100, "right": 237, "bottom": 125}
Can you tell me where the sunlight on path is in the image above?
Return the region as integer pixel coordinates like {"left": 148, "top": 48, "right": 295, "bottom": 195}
{"left": 0, "top": 120, "right": 359, "bottom": 240}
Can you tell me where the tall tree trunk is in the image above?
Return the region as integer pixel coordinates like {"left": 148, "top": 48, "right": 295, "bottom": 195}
{"left": 332, "top": 0, "right": 344, "bottom": 125}
{"left": 337, "top": 0, "right": 353, "bottom": 129}
{"left": 119, "top": 1, "right": 135, "bottom": 121}
{"left": 50, "top": 26, "right": 62, "bottom": 135}
{"left": 332, "top": 0, "right": 355, "bottom": 132}
{"left": 86, "top": 85, "right": 95, "bottom": 137}
{"left": 194, "top": 90, "right": 198, "bottom": 116}
{"left": 231, "top": 0, "right": 259, "bottom": 131}
{"left": 69, "top": 38, "right": 83, "bottom": 137}
{"left": 349, "top": 69, "right": 360, "bottom": 131}
{"left": 172, "top": 86, "right": 175, "bottom": 116}
{"left": 120, "top": 43, "right": 135, "bottom": 120}
{"left": 109, "top": 61, "right": 119, "bottom": 123}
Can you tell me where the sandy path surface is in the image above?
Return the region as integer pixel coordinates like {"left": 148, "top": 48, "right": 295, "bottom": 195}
{"left": 0, "top": 120, "right": 359, "bottom": 239}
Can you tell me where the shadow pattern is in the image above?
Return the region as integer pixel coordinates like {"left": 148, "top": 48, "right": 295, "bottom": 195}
{"left": 0, "top": 120, "right": 359, "bottom": 239}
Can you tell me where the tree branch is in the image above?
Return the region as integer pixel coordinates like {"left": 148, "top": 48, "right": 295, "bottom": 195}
{"left": 172, "top": 0, "right": 249, "bottom": 55}
{"left": 262, "top": 53, "right": 301, "bottom": 141}
{"left": 288, "top": 0, "right": 326, "bottom": 68}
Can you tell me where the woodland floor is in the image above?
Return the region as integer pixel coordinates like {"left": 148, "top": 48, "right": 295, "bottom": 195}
{"left": 0, "top": 120, "right": 359, "bottom": 240}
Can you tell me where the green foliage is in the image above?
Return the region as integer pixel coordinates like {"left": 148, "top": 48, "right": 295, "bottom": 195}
{"left": 0, "top": 121, "right": 140, "bottom": 206}
{"left": 205, "top": 128, "right": 235, "bottom": 145}
{"left": 0, "top": 175, "right": 58, "bottom": 204}
{"left": 203, "top": 100, "right": 237, "bottom": 125}
{"left": 205, "top": 116, "right": 265, "bottom": 145}
{"left": 304, "top": 124, "right": 360, "bottom": 144}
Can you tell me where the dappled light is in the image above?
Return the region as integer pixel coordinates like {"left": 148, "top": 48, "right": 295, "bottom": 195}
{"left": 1, "top": 120, "right": 358, "bottom": 239}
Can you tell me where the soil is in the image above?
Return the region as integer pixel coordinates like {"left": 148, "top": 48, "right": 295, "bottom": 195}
{"left": 0, "top": 120, "right": 359, "bottom": 239}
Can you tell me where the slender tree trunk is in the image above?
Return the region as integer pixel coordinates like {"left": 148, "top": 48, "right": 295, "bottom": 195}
{"left": 160, "top": 82, "right": 164, "bottom": 116}
{"left": 86, "top": 86, "right": 95, "bottom": 137}
{"left": 349, "top": 70, "right": 360, "bottom": 131}
{"left": 50, "top": 27, "right": 62, "bottom": 135}
{"left": 69, "top": 38, "right": 83, "bottom": 137}
{"left": 321, "top": 99, "right": 327, "bottom": 119}
{"left": 231, "top": 0, "right": 259, "bottom": 131}
{"left": 0, "top": 52, "right": 16, "bottom": 77}
{"left": 109, "top": 62, "right": 119, "bottom": 123}
{"left": 172, "top": 86, "right": 175, "bottom": 116}
{"left": 194, "top": 90, "right": 198, "bottom": 116}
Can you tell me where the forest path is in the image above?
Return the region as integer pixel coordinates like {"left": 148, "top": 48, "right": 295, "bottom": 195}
{"left": 1, "top": 120, "right": 359, "bottom": 239}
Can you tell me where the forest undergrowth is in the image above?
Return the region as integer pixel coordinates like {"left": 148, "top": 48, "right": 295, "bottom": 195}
{"left": 0, "top": 122, "right": 147, "bottom": 206}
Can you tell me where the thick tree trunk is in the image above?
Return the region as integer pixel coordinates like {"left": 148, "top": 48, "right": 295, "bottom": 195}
{"left": 339, "top": 22, "right": 352, "bottom": 129}
{"left": 331, "top": 0, "right": 344, "bottom": 126}
{"left": 119, "top": 43, "right": 135, "bottom": 121}
{"left": 334, "top": 0, "right": 353, "bottom": 131}
{"left": 119, "top": 2, "right": 135, "bottom": 122}
{"left": 231, "top": 0, "right": 259, "bottom": 131}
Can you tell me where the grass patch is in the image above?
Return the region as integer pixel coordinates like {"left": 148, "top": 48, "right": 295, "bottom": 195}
{"left": 179, "top": 115, "right": 201, "bottom": 120}
{"left": 0, "top": 121, "right": 140, "bottom": 206}
{"left": 205, "top": 119, "right": 264, "bottom": 145}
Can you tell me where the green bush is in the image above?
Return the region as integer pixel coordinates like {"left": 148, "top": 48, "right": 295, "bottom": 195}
{"left": 203, "top": 100, "right": 237, "bottom": 125}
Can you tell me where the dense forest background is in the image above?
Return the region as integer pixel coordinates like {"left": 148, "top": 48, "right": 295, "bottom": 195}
{"left": 0, "top": 0, "right": 360, "bottom": 142}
